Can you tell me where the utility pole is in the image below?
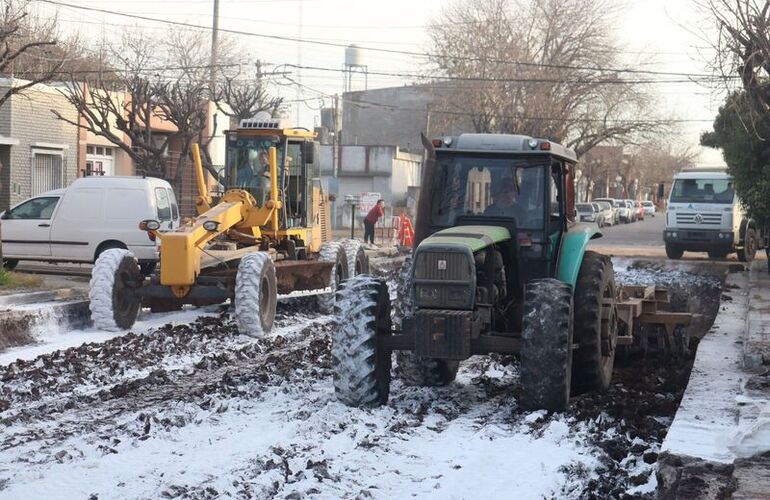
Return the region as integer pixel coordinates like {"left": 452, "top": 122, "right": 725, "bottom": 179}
{"left": 296, "top": 0, "right": 303, "bottom": 126}
{"left": 210, "top": 0, "right": 220, "bottom": 96}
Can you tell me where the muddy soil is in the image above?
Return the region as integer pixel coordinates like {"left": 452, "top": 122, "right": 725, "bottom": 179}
{"left": 0, "top": 259, "right": 725, "bottom": 499}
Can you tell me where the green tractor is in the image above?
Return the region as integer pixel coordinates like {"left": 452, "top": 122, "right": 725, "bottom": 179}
{"left": 332, "top": 133, "right": 618, "bottom": 412}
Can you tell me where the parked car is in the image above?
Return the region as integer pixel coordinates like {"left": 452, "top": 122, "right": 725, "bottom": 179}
{"left": 594, "top": 198, "right": 620, "bottom": 224}
{"left": 576, "top": 202, "right": 603, "bottom": 226}
{"left": 623, "top": 200, "right": 637, "bottom": 222}
{"left": 634, "top": 200, "right": 645, "bottom": 221}
{"left": 594, "top": 201, "right": 614, "bottom": 226}
{"left": 0, "top": 176, "right": 179, "bottom": 273}
{"left": 642, "top": 200, "right": 656, "bottom": 217}
{"left": 613, "top": 198, "right": 631, "bottom": 223}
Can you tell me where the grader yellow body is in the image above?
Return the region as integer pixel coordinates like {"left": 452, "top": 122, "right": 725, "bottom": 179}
{"left": 89, "top": 117, "right": 366, "bottom": 336}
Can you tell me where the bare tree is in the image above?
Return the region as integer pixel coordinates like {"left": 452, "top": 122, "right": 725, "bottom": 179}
{"left": 216, "top": 61, "right": 284, "bottom": 123}
{"left": 53, "top": 32, "right": 172, "bottom": 177}
{"left": 704, "top": 0, "right": 770, "bottom": 112}
{"left": 427, "top": 0, "right": 666, "bottom": 156}
{"left": 0, "top": 0, "right": 67, "bottom": 107}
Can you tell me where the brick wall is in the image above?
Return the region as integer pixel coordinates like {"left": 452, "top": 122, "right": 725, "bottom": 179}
{"left": 0, "top": 82, "right": 79, "bottom": 210}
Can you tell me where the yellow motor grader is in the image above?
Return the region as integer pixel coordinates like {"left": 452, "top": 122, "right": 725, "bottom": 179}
{"left": 88, "top": 116, "right": 367, "bottom": 335}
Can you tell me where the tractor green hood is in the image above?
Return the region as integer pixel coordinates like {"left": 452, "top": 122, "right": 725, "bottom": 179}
{"left": 418, "top": 225, "right": 511, "bottom": 252}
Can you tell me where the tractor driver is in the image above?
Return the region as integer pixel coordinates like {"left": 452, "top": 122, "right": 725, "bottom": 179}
{"left": 484, "top": 177, "right": 523, "bottom": 220}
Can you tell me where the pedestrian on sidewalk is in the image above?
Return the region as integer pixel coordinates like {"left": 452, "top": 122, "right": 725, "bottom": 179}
{"left": 364, "top": 199, "right": 385, "bottom": 244}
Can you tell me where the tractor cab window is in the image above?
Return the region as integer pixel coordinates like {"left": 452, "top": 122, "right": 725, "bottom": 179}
{"left": 431, "top": 155, "right": 548, "bottom": 229}
{"left": 225, "top": 135, "right": 284, "bottom": 203}
{"left": 284, "top": 141, "right": 311, "bottom": 227}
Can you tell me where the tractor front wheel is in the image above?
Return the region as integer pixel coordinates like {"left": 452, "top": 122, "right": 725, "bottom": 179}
{"left": 89, "top": 248, "right": 142, "bottom": 331}
{"left": 572, "top": 251, "right": 618, "bottom": 393}
{"left": 520, "top": 278, "right": 573, "bottom": 412}
{"left": 332, "top": 275, "right": 392, "bottom": 407}
{"left": 234, "top": 252, "right": 277, "bottom": 337}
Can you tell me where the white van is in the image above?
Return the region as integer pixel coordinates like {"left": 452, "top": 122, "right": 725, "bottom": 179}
{"left": 1, "top": 176, "right": 179, "bottom": 273}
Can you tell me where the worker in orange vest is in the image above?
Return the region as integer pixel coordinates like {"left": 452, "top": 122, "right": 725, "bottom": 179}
{"left": 364, "top": 199, "right": 385, "bottom": 244}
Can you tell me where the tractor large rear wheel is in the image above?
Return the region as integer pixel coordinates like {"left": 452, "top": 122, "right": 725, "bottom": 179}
{"left": 234, "top": 252, "right": 277, "bottom": 337}
{"left": 520, "top": 278, "right": 573, "bottom": 412}
{"left": 332, "top": 275, "right": 392, "bottom": 407}
{"left": 89, "top": 248, "right": 142, "bottom": 331}
{"left": 572, "top": 251, "right": 618, "bottom": 393}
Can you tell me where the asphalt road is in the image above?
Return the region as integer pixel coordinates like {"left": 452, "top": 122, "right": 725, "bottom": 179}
{"left": 589, "top": 212, "right": 665, "bottom": 248}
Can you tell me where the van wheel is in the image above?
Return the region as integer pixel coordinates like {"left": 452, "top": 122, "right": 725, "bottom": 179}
{"left": 2, "top": 259, "right": 18, "bottom": 270}
{"left": 90, "top": 249, "right": 142, "bottom": 331}
{"left": 95, "top": 241, "right": 127, "bottom": 261}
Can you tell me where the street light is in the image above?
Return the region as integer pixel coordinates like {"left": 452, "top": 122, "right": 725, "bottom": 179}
{"left": 344, "top": 194, "right": 361, "bottom": 240}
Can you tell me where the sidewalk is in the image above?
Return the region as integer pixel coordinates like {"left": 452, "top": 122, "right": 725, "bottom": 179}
{"left": 657, "top": 261, "right": 770, "bottom": 498}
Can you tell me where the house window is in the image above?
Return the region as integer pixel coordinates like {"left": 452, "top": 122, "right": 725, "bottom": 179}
{"left": 31, "top": 151, "right": 64, "bottom": 196}
{"left": 86, "top": 145, "right": 115, "bottom": 176}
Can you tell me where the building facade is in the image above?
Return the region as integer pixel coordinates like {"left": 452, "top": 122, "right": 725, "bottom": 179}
{"left": 320, "top": 144, "right": 421, "bottom": 227}
{"left": 0, "top": 79, "right": 79, "bottom": 210}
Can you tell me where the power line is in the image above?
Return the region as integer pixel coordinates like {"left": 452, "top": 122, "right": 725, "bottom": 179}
{"left": 35, "top": 0, "right": 734, "bottom": 81}
{"left": 279, "top": 63, "right": 719, "bottom": 85}
{"left": 280, "top": 76, "right": 717, "bottom": 124}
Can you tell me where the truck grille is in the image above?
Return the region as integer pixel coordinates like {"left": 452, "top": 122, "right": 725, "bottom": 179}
{"left": 675, "top": 212, "right": 722, "bottom": 225}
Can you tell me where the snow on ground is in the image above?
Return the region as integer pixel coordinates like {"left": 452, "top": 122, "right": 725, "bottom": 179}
{"left": 0, "top": 299, "right": 651, "bottom": 500}
{"left": 0, "top": 259, "right": 723, "bottom": 499}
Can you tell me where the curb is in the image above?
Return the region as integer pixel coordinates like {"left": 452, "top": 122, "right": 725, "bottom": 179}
{"left": 0, "top": 288, "right": 86, "bottom": 307}
{"left": 0, "top": 300, "right": 91, "bottom": 352}
{"left": 656, "top": 264, "right": 770, "bottom": 498}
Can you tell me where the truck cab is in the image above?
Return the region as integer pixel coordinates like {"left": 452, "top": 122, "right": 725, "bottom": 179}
{"left": 663, "top": 169, "right": 763, "bottom": 261}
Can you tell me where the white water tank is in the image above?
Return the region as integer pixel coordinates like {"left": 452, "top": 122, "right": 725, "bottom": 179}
{"left": 345, "top": 44, "right": 365, "bottom": 67}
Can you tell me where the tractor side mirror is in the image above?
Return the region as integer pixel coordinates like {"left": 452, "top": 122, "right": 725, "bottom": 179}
{"left": 303, "top": 141, "right": 315, "bottom": 164}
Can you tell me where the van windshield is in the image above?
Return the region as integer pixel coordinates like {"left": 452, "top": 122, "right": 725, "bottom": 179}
{"left": 670, "top": 178, "right": 734, "bottom": 204}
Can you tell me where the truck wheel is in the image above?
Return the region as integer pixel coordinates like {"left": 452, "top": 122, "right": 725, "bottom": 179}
{"left": 395, "top": 352, "right": 459, "bottom": 386}
{"left": 738, "top": 227, "right": 757, "bottom": 263}
{"left": 707, "top": 249, "right": 729, "bottom": 259}
{"left": 520, "top": 278, "right": 573, "bottom": 412}
{"left": 317, "top": 241, "right": 348, "bottom": 314}
{"left": 332, "top": 275, "right": 391, "bottom": 407}
{"left": 341, "top": 239, "right": 369, "bottom": 278}
{"left": 572, "top": 251, "right": 618, "bottom": 393}
{"left": 234, "top": 252, "right": 277, "bottom": 337}
{"left": 89, "top": 248, "right": 142, "bottom": 331}
{"left": 665, "top": 243, "right": 684, "bottom": 260}
{"left": 2, "top": 259, "right": 18, "bottom": 270}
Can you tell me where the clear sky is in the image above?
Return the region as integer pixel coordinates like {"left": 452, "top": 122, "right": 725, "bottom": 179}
{"left": 33, "top": 0, "right": 728, "bottom": 165}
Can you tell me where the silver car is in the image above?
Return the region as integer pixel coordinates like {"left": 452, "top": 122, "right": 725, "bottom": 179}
{"left": 594, "top": 201, "right": 614, "bottom": 226}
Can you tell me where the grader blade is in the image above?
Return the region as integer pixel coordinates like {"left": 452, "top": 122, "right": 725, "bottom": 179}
{"left": 275, "top": 260, "right": 335, "bottom": 295}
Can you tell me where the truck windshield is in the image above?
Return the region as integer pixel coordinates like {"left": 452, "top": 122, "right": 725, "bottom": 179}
{"left": 670, "top": 178, "right": 734, "bottom": 204}
{"left": 431, "top": 155, "right": 547, "bottom": 229}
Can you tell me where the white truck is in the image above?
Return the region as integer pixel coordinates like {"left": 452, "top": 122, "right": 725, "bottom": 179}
{"left": 663, "top": 169, "right": 765, "bottom": 261}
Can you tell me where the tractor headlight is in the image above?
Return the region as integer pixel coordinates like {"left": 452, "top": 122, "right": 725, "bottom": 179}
{"left": 203, "top": 220, "right": 220, "bottom": 232}
{"left": 140, "top": 219, "right": 161, "bottom": 231}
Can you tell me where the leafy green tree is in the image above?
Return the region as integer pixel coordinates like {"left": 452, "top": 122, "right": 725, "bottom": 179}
{"left": 701, "top": 91, "right": 770, "bottom": 227}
